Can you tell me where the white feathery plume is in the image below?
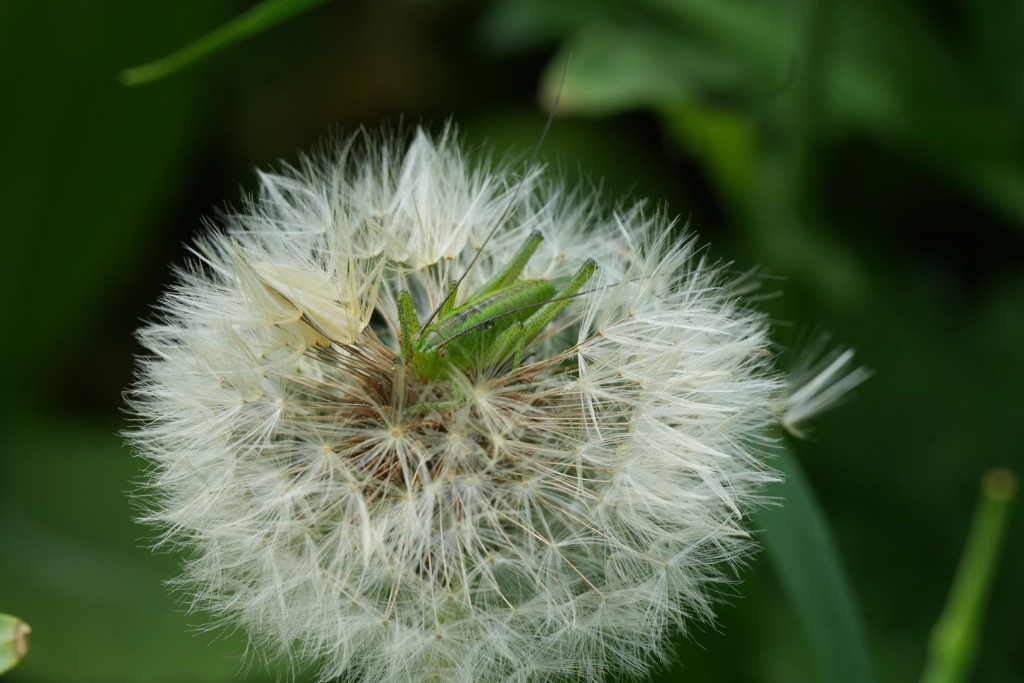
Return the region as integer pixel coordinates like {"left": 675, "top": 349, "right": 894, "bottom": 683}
{"left": 127, "top": 125, "right": 861, "bottom": 683}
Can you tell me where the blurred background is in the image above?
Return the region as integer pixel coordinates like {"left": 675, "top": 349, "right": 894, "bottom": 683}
{"left": 1, "top": 0, "right": 1021, "bottom": 681}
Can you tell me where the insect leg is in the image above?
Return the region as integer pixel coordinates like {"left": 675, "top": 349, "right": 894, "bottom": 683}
{"left": 486, "top": 258, "right": 597, "bottom": 367}
{"left": 397, "top": 290, "right": 420, "bottom": 365}
{"left": 474, "top": 231, "right": 545, "bottom": 296}
{"left": 438, "top": 280, "right": 459, "bottom": 319}
{"left": 417, "top": 232, "right": 544, "bottom": 339}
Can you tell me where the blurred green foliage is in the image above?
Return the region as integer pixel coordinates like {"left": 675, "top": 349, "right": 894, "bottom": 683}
{"left": 1, "top": 0, "right": 1020, "bottom": 681}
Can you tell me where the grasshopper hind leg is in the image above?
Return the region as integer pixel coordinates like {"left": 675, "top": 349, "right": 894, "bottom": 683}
{"left": 485, "top": 258, "right": 597, "bottom": 369}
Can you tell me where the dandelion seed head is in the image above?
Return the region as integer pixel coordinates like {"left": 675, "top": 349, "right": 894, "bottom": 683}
{"left": 128, "top": 125, "right": 856, "bottom": 682}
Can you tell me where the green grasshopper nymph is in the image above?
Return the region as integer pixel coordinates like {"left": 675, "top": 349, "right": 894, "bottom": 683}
{"left": 389, "top": 57, "right": 598, "bottom": 394}
{"left": 396, "top": 230, "right": 597, "bottom": 384}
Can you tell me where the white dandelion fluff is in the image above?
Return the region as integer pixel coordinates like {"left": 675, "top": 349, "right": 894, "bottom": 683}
{"left": 128, "top": 125, "right": 857, "bottom": 682}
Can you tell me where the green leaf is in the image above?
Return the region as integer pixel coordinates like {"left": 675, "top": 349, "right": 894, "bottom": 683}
{"left": 754, "top": 443, "right": 878, "bottom": 683}
{"left": 638, "top": 0, "right": 786, "bottom": 69}
{"left": 659, "top": 99, "right": 759, "bottom": 206}
{"left": 0, "top": 614, "right": 30, "bottom": 674}
{"left": 120, "top": 0, "right": 331, "bottom": 86}
{"left": 541, "top": 20, "right": 743, "bottom": 115}
{"left": 478, "top": 0, "right": 616, "bottom": 52}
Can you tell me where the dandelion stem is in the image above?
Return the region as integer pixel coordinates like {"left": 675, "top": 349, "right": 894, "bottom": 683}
{"left": 919, "top": 468, "right": 1017, "bottom": 683}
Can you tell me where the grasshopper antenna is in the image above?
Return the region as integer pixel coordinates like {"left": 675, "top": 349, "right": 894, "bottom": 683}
{"left": 418, "top": 54, "right": 573, "bottom": 338}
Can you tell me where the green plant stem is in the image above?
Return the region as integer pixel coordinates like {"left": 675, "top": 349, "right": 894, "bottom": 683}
{"left": 920, "top": 468, "right": 1017, "bottom": 683}
{"left": 120, "top": 0, "right": 330, "bottom": 86}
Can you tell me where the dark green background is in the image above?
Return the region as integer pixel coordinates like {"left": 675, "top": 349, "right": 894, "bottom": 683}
{"left": 1, "top": 0, "right": 1021, "bottom": 681}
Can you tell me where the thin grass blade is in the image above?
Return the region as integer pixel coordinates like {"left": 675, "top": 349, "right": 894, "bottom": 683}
{"left": 754, "top": 443, "right": 877, "bottom": 683}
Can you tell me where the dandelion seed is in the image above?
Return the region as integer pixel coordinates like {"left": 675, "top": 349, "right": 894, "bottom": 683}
{"left": 127, "top": 125, "right": 860, "bottom": 683}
